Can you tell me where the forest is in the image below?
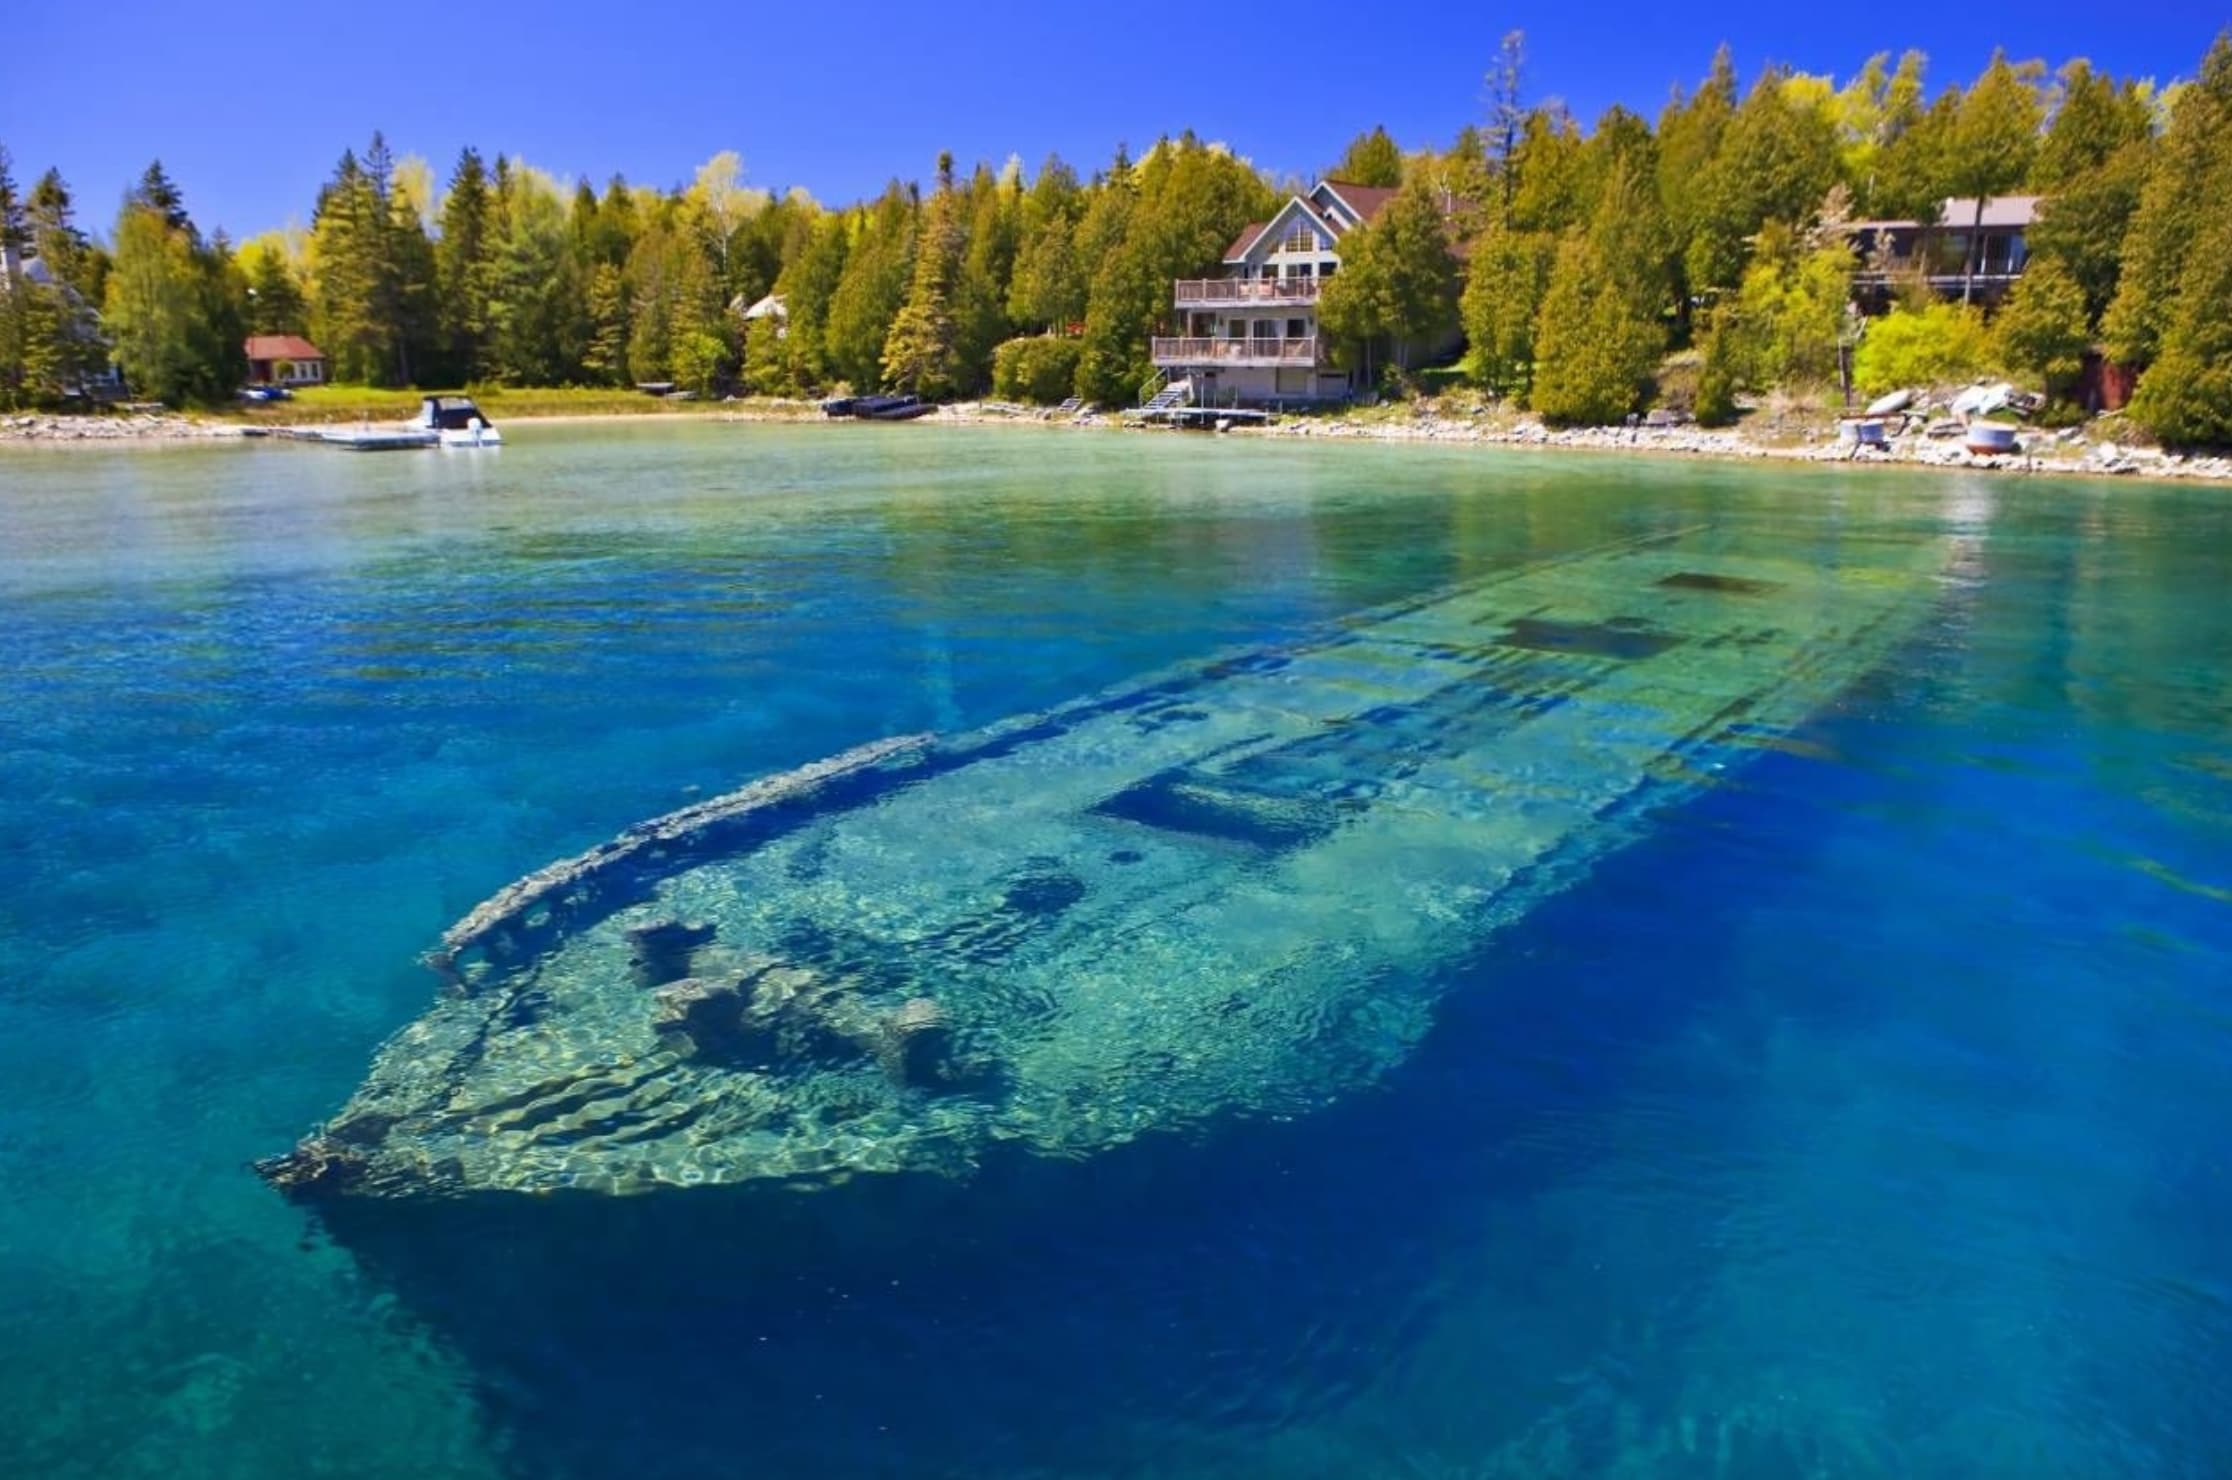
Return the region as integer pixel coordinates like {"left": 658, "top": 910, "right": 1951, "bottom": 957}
{"left": 5, "top": 30, "right": 2232, "bottom": 445}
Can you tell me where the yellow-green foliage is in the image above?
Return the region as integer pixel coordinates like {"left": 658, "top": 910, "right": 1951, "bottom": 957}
{"left": 1727, "top": 228, "right": 1854, "bottom": 387}
{"left": 990, "top": 334, "right": 1082, "bottom": 403}
{"left": 1851, "top": 302, "right": 1992, "bottom": 394}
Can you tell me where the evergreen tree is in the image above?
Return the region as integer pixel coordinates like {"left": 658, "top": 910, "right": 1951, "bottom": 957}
{"left": 436, "top": 147, "right": 498, "bottom": 382}
{"left": 883, "top": 153, "right": 967, "bottom": 396}
{"left": 2025, "top": 62, "right": 2157, "bottom": 325}
{"left": 103, "top": 183, "right": 242, "bottom": 404}
{"left": 1330, "top": 126, "right": 1404, "bottom": 187}
{"left": 825, "top": 183, "right": 916, "bottom": 389}
{"left": 1657, "top": 45, "right": 1738, "bottom": 316}
{"left": 245, "top": 245, "right": 308, "bottom": 333}
{"left": 774, "top": 210, "right": 850, "bottom": 389}
{"left": 1946, "top": 50, "right": 2045, "bottom": 302}
{"left": 1992, "top": 254, "right": 2091, "bottom": 398}
{"left": 1530, "top": 158, "right": 1670, "bottom": 423}
{"left": 581, "top": 260, "right": 631, "bottom": 385}
{"left": 2105, "top": 34, "right": 2232, "bottom": 366}
{"left": 1317, "top": 171, "right": 1457, "bottom": 377}
{"left": 1685, "top": 68, "right": 1843, "bottom": 296}
{"left": 27, "top": 168, "right": 104, "bottom": 304}
{"left": 1460, "top": 220, "right": 1556, "bottom": 397}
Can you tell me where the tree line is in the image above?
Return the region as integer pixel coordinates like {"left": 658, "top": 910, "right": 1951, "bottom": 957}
{"left": 6, "top": 30, "right": 2232, "bottom": 444}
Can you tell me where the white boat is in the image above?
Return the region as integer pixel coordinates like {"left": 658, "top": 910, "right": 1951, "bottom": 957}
{"left": 410, "top": 395, "right": 504, "bottom": 449}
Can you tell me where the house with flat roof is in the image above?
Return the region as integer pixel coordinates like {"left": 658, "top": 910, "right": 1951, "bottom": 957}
{"left": 1150, "top": 179, "right": 1399, "bottom": 408}
{"left": 244, "top": 335, "right": 328, "bottom": 387}
{"left": 1846, "top": 196, "right": 2040, "bottom": 310}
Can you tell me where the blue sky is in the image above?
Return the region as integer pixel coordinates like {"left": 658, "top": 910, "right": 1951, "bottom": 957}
{"left": 3, "top": 3, "right": 2222, "bottom": 239}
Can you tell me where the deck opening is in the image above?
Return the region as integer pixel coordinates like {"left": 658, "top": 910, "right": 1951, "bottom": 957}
{"left": 1657, "top": 571, "right": 1783, "bottom": 596}
{"left": 1492, "top": 618, "right": 1681, "bottom": 660}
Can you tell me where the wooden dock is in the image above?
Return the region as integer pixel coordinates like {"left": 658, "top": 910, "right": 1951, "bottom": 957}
{"left": 1131, "top": 406, "right": 1277, "bottom": 431}
{"left": 267, "top": 425, "right": 439, "bottom": 451}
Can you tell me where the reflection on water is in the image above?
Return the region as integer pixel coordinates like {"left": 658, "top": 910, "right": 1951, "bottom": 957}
{"left": 1, "top": 425, "right": 2228, "bottom": 1479}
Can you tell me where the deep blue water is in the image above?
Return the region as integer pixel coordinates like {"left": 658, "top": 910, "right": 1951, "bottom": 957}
{"left": 2, "top": 424, "right": 2228, "bottom": 1479}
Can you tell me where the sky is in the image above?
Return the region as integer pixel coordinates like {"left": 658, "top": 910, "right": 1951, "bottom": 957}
{"left": 3, "top": 3, "right": 2223, "bottom": 241}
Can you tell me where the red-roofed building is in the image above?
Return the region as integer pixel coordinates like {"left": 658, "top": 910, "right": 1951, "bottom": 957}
{"left": 1152, "top": 180, "right": 1403, "bottom": 408}
{"left": 244, "top": 334, "right": 328, "bottom": 387}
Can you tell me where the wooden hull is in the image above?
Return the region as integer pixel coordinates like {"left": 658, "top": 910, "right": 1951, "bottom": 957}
{"left": 264, "top": 523, "right": 1948, "bottom": 1204}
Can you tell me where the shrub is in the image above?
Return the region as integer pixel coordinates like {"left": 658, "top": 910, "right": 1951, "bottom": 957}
{"left": 1851, "top": 303, "right": 1992, "bottom": 396}
{"left": 990, "top": 335, "right": 1083, "bottom": 404}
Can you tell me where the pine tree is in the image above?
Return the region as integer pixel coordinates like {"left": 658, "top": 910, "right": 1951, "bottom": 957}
{"left": 1946, "top": 50, "right": 2045, "bottom": 302}
{"left": 1685, "top": 69, "right": 1843, "bottom": 296}
{"left": 103, "top": 184, "right": 242, "bottom": 404}
{"left": 581, "top": 261, "right": 631, "bottom": 385}
{"left": 1992, "top": 254, "right": 2091, "bottom": 398}
{"left": 1317, "top": 171, "right": 1457, "bottom": 378}
{"left": 2025, "top": 62, "right": 2158, "bottom": 325}
{"left": 826, "top": 184, "right": 916, "bottom": 390}
{"left": 1461, "top": 221, "right": 1556, "bottom": 397}
{"left": 2105, "top": 34, "right": 2232, "bottom": 365}
{"left": 436, "top": 147, "right": 498, "bottom": 382}
{"left": 1330, "top": 126, "right": 1404, "bottom": 187}
{"left": 1530, "top": 158, "right": 1670, "bottom": 423}
{"left": 882, "top": 154, "right": 968, "bottom": 397}
{"left": 246, "top": 246, "right": 307, "bottom": 333}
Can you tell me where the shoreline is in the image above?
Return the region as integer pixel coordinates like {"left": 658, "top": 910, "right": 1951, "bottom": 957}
{"left": 5, "top": 400, "right": 2223, "bottom": 486}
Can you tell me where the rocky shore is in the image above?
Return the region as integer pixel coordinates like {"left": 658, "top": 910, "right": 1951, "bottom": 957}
{"left": 1258, "top": 409, "right": 2232, "bottom": 482}
{"left": 1, "top": 412, "right": 246, "bottom": 444}
{"left": 11, "top": 399, "right": 2232, "bottom": 484}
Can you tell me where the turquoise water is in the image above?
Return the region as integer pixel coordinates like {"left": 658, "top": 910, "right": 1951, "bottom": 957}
{"left": 2, "top": 424, "right": 2227, "bottom": 1478}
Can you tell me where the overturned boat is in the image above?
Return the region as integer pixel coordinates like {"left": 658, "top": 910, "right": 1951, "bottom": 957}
{"left": 262, "top": 523, "right": 1946, "bottom": 1204}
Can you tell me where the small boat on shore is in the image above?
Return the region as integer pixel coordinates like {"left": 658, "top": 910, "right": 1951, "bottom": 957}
{"left": 851, "top": 394, "right": 935, "bottom": 421}
{"left": 260, "top": 522, "right": 1952, "bottom": 1208}
{"left": 411, "top": 395, "right": 503, "bottom": 448}
{"left": 1964, "top": 422, "right": 2020, "bottom": 457}
{"left": 819, "top": 396, "right": 858, "bottom": 417}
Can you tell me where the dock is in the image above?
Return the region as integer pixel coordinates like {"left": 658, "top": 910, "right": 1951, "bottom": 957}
{"left": 266, "top": 425, "right": 439, "bottom": 451}
{"left": 1129, "top": 406, "right": 1277, "bottom": 431}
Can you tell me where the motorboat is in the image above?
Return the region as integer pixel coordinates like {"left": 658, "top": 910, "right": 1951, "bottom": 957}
{"left": 259, "top": 523, "right": 1953, "bottom": 1207}
{"left": 411, "top": 395, "right": 503, "bottom": 448}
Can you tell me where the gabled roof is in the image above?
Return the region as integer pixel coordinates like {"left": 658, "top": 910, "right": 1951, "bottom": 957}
{"left": 1224, "top": 193, "right": 1345, "bottom": 263}
{"left": 244, "top": 334, "right": 324, "bottom": 361}
{"left": 1222, "top": 221, "right": 1269, "bottom": 261}
{"left": 1317, "top": 180, "right": 1400, "bottom": 227}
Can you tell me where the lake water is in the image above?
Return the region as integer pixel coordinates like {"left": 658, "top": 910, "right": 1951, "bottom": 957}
{"left": 2, "top": 423, "right": 2228, "bottom": 1479}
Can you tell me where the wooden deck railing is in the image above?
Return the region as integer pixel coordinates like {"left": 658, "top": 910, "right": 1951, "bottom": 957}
{"left": 1151, "top": 337, "right": 1319, "bottom": 365}
{"left": 1173, "top": 277, "right": 1326, "bottom": 306}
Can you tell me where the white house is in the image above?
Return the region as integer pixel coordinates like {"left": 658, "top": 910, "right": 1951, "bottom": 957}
{"left": 1149, "top": 179, "right": 1398, "bottom": 407}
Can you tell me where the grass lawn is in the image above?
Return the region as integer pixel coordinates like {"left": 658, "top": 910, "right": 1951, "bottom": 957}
{"left": 217, "top": 385, "right": 822, "bottom": 424}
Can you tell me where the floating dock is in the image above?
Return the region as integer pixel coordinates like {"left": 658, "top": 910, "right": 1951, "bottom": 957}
{"left": 1132, "top": 406, "right": 1276, "bottom": 430}
{"left": 267, "top": 425, "right": 440, "bottom": 451}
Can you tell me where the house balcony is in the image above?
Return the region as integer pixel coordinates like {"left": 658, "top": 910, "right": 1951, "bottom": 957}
{"left": 1173, "top": 277, "right": 1326, "bottom": 309}
{"left": 1151, "top": 336, "right": 1319, "bottom": 368}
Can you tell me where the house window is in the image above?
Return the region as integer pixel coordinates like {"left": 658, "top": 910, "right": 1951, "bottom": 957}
{"left": 1226, "top": 321, "right": 1247, "bottom": 340}
{"left": 1286, "top": 319, "right": 1307, "bottom": 339}
{"left": 1283, "top": 222, "right": 1316, "bottom": 254}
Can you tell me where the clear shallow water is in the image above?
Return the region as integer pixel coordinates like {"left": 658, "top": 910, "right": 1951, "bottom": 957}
{"left": 1, "top": 424, "right": 2227, "bottom": 1478}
